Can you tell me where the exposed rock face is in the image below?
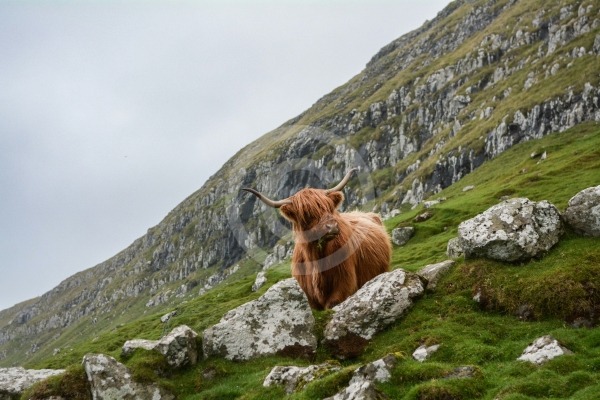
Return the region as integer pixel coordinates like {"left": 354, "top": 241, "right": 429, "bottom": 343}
{"left": 517, "top": 335, "right": 573, "bottom": 365}
{"left": 325, "top": 354, "right": 397, "bottom": 400}
{"left": 0, "top": 367, "right": 65, "bottom": 399}
{"left": 417, "top": 260, "right": 455, "bottom": 291}
{"left": 391, "top": 226, "right": 415, "bottom": 246}
{"left": 563, "top": 185, "right": 600, "bottom": 236}
{"left": 83, "top": 354, "right": 174, "bottom": 400}
{"left": 202, "top": 278, "right": 317, "bottom": 361}
{"left": 458, "top": 198, "right": 562, "bottom": 261}
{"left": 324, "top": 269, "right": 424, "bottom": 359}
{"left": 263, "top": 362, "right": 340, "bottom": 394}
{"left": 122, "top": 325, "right": 199, "bottom": 368}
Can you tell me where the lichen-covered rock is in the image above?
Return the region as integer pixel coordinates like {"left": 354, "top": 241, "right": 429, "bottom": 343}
{"left": 324, "top": 269, "right": 424, "bottom": 359}
{"left": 446, "top": 237, "right": 464, "bottom": 259}
{"left": 417, "top": 260, "right": 455, "bottom": 291}
{"left": 0, "top": 367, "right": 65, "bottom": 399}
{"left": 563, "top": 185, "right": 600, "bottom": 236}
{"left": 83, "top": 353, "right": 174, "bottom": 400}
{"left": 412, "top": 344, "right": 440, "bottom": 362}
{"left": 325, "top": 355, "right": 397, "bottom": 400}
{"left": 458, "top": 198, "right": 562, "bottom": 261}
{"left": 122, "top": 325, "right": 198, "bottom": 368}
{"left": 517, "top": 335, "right": 573, "bottom": 365}
{"left": 391, "top": 226, "right": 415, "bottom": 246}
{"left": 203, "top": 278, "right": 316, "bottom": 361}
{"left": 155, "top": 325, "right": 199, "bottom": 368}
{"left": 263, "top": 362, "right": 340, "bottom": 394}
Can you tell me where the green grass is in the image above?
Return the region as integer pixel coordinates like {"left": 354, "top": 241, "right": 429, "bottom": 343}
{"left": 24, "top": 122, "right": 600, "bottom": 400}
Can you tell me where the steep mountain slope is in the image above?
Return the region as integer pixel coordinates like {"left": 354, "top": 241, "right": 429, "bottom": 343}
{"left": 2, "top": 0, "right": 600, "bottom": 368}
{"left": 25, "top": 122, "right": 600, "bottom": 399}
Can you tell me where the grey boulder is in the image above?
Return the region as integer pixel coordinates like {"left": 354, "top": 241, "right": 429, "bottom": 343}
{"left": 203, "top": 278, "right": 317, "bottom": 361}
{"left": 83, "top": 353, "right": 174, "bottom": 400}
{"left": 458, "top": 198, "right": 562, "bottom": 261}
{"left": 417, "top": 260, "right": 455, "bottom": 291}
{"left": 324, "top": 269, "right": 424, "bottom": 359}
{"left": 0, "top": 367, "right": 65, "bottom": 399}
{"left": 122, "top": 325, "right": 199, "bottom": 368}
{"left": 563, "top": 185, "right": 600, "bottom": 236}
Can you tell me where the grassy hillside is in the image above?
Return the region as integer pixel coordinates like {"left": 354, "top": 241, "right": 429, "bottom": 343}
{"left": 25, "top": 122, "right": 600, "bottom": 399}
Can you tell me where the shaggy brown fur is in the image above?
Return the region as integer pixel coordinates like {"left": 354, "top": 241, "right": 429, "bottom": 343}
{"left": 277, "top": 188, "right": 391, "bottom": 310}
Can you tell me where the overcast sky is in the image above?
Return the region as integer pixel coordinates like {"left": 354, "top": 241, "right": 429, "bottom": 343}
{"left": 0, "top": 0, "right": 449, "bottom": 311}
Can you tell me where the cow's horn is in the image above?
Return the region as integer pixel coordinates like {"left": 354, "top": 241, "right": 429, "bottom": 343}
{"left": 241, "top": 188, "right": 292, "bottom": 208}
{"left": 326, "top": 168, "right": 358, "bottom": 193}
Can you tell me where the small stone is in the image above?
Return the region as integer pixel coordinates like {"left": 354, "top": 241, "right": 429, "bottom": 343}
{"left": 444, "top": 366, "right": 478, "bottom": 379}
{"left": 160, "top": 311, "right": 177, "bottom": 323}
{"left": 414, "top": 211, "right": 433, "bottom": 222}
{"left": 391, "top": 226, "right": 415, "bottom": 246}
{"left": 122, "top": 325, "right": 199, "bottom": 368}
{"left": 252, "top": 271, "right": 267, "bottom": 292}
{"left": 517, "top": 335, "right": 573, "bottom": 364}
{"left": 324, "top": 355, "right": 397, "bottom": 400}
{"left": 263, "top": 362, "right": 340, "bottom": 394}
{"left": 417, "top": 260, "right": 455, "bottom": 291}
{"left": 412, "top": 344, "right": 440, "bottom": 362}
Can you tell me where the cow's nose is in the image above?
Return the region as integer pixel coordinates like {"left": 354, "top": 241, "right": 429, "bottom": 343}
{"left": 327, "top": 223, "right": 339, "bottom": 234}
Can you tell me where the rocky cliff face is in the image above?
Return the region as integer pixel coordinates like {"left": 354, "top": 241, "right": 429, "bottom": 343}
{"left": 1, "top": 0, "right": 599, "bottom": 366}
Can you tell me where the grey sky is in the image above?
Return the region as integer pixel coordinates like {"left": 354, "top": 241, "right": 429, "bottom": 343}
{"left": 0, "top": 0, "right": 449, "bottom": 311}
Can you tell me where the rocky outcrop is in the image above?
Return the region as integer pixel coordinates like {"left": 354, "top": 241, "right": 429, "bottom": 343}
{"left": 457, "top": 198, "right": 563, "bottom": 261}
{"left": 83, "top": 354, "right": 174, "bottom": 400}
{"left": 202, "top": 278, "right": 317, "bottom": 361}
{"left": 324, "top": 269, "right": 424, "bottom": 359}
{"left": 0, "top": 367, "right": 65, "bottom": 399}
{"left": 263, "top": 362, "right": 340, "bottom": 394}
{"left": 122, "top": 325, "right": 199, "bottom": 368}
{"left": 563, "top": 185, "right": 600, "bottom": 236}
{"left": 517, "top": 335, "right": 573, "bottom": 365}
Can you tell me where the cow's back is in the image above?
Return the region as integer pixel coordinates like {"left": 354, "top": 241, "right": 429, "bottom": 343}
{"left": 344, "top": 211, "right": 391, "bottom": 287}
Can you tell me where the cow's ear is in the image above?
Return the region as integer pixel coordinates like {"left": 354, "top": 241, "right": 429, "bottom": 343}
{"left": 328, "top": 191, "right": 344, "bottom": 208}
{"left": 279, "top": 204, "right": 296, "bottom": 221}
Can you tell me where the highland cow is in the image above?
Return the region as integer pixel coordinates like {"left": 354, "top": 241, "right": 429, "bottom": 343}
{"left": 243, "top": 169, "right": 391, "bottom": 309}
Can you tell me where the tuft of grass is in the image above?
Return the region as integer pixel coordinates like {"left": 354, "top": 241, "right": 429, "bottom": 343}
{"left": 22, "top": 365, "right": 91, "bottom": 400}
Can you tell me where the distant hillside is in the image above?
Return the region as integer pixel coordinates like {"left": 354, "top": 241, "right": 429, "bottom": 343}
{"left": 2, "top": 0, "right": 600, "bottom": 369}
